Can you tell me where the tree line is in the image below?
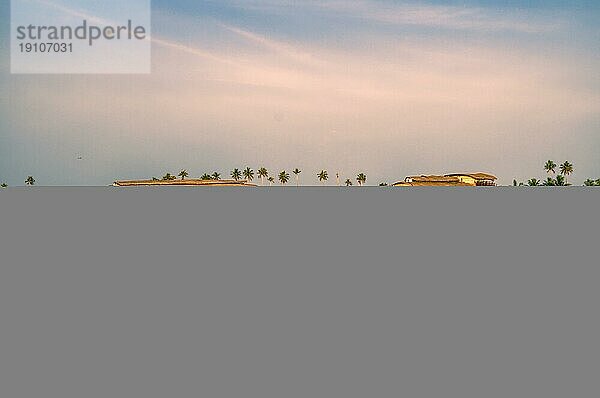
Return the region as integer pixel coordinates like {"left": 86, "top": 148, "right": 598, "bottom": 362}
{"left": 513, "top": 160, "right": 598, "bottom": 186}
{"left": 154, "top": 168, "right": 369, "bottom": 187}
{"left": 3, "top": 161, "right": 599, "bottom": 187}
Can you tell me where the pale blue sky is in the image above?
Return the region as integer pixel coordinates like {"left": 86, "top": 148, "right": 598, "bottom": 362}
{"left": 1, "top": 1, "right": 599, "bottom": 185}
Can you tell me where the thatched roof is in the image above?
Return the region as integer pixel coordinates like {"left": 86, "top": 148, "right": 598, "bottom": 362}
{"left": 393, "top": 180, "right": 473, "bottom": 187}
{"left": 113, "top": 179, "right": 256, "bottom": 187}
{"left": 445, "top": 173, "right": 497, "bottom": 181}
{"left": 392, "top": 172, "right": 497, "bottom": 187}
{"left": 409, "top": 175, "right": 462, "bottom": 183}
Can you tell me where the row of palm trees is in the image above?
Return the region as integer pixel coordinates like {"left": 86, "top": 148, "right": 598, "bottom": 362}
{"left": 515, "top": 160, "right": 578, "bottom": 186}
{"left": 166, "top": 167, "right": 369, "bottom": 186}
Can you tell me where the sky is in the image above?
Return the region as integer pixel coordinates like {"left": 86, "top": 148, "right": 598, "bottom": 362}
{"left": 1, "top": 0, "right": 599, "bottom": 186}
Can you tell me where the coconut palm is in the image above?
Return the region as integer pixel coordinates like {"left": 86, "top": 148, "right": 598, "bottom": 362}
{"left": 212, "top": 172, "right": 221, "bottom": 181}
{"left": 555, "top": 174, "right": 569, "bottom": 186}
{"left": 267, "top": 176, "right": 275, "bottom": 186}
{"left": 543, "top": 177, "right": 556, "bottom": 186}
{"left": 544, "top": 160, "right": 557, "bottom": 175}
{"left": 25, "top": 176, "right": 36, "bottom": 185}
{"left": 231, "top": 168, "right": 242, "bottom": 181}
{"left": 357, "top": 173, "right": 367, "bottom": 186}
{"left": 527, "top": 179, "right": 541, "bottom": 186}
{"left": 293, "top": 168, "right": 302, "bottom": 186}
{"left": 178, "top": 170, "right": 189, "bottom": 180}
{"left": 201, "top": 173, "right": 212, "bottom": 180}
{"left": 318, "top": 170, "right": 329, "bottom": 185}
{"left": 243, "top": 167, "right": 255, "bottom": 183}
{"left": 345, "top": 179, "right": 353, "bottom": 186}
{"left": 279, "top": 171, "right": 290, "bottom": 185}
{"left": 258, "top": 168, "right": 269, "bottom": 186}
{"left": 559, "top": 161, "right": 574, "bottom": 183}
{"left": 162, "top": 173, "right": 176, "bottom": 181}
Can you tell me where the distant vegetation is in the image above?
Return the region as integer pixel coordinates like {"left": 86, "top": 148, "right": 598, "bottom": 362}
{"left": 513, "top": 160, "right": 598, "bottom": 186}
{"left": 2, "top": 160, "right": 599, "bottom": 187}
{"left": 584, "top": 179, "right": 600, "bottom": 186}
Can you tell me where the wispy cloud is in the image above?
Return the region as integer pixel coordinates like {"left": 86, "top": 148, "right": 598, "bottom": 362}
{"left": 34, "top": 0, "right": 241, "bottom": 67}
{"left": 152, "top": 37, "right": 239, "bottom": 66}
{"left": 219, "top": 24, "right": 324, "bottom": 67}
{"left": 221, "top": 0, "right": 562, "bottom": 33}
{"left": 316, "top": 0, "right": 559, "bottom": 33}
{"left": 35, "top": 0, "right": 110, "bottom": 25}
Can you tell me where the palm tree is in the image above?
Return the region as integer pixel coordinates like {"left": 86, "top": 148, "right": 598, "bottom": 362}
{"left": 584, "top": 179, "right": 597, "bottom": 186}
{"left": 162, "top": 173, "right": 176, "bottom": 181}
{"left": 555, "top": 174, "right": 570, "bottom": 186}
{"left": 293, "top": 168, "right": 302, "bottom": 186}
{"left": 345, "top": 179, "right": 353, "bottom": 186}
{"left": 527, "top": 179, "right": 541, "bottom": 186}
{"left": 201, "top": 173, "right": 212, "bottom": 180}
{"left": 267, "top": 176, "right": 275, "bottom": 186}
{"left": 318, "top": 170, "right": 329, "bottom": 185}
{"left": 544, "top": 160, "right": 557, "bottom": 175}
{"left": 357, "top": 173, "right": 367, "bottom": 186}
{"left": 231, "top": 168, "right": 242, "bottom": 181}
{"left": 258, "top": 168, "right": 269, "bottom": 186}
{"left": 25, "top": 176, "right": 36, "bottom": 186}
{"left": 178, "top": 170, "right": 189, "bottom": 180}
{"left": 243, "top": 167, "right": 255, "bottom": 183}
{"left": 543, "top": 177, "right": 556, "bottom": 186}
{"left": 279, "top": 171, "right": 290, "bottom": 185}
{"left": 212, "top": 172, "right": 221, "bottom": 181}
{"left": 559, "top": 161, "right": 574, "bottom": 184}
